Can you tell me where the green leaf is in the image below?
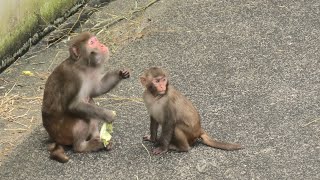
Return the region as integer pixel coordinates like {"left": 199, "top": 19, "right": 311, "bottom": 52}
{"left": 100, "top": 122, "right": 113, "bottom": 147}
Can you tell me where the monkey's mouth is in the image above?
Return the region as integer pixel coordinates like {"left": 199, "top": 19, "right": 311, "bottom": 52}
{"left": 158, "top": 91, "right": 166, "bottom": 95}
{"left": 101, "top": 46, "right": 109, "bottom": 54}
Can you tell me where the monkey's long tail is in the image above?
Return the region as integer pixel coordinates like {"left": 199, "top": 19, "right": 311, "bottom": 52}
{"left": 48, "top": 143, "right": 69, "bottom": 163}
{"left": 200, "top": 129, "right": 243, "bottom": 151}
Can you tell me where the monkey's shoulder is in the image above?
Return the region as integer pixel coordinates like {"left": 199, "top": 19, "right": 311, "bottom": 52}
{"left": 43, "top": 60, "right": 90, "bottom": 104}
{"left": 167, "top": 87, "right": 198, "bottom": 112}
{"left": 167, "top": 87, "right": 188, "bottom": 104}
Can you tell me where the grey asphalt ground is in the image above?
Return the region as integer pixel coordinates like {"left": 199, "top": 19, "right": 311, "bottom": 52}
{"left": 1, "top": 0, "right": 320, "bottom": 179}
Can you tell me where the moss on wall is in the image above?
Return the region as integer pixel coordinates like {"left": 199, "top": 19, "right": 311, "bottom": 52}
{"left": 0, "top": 0, "right": 79, "bottom": 61}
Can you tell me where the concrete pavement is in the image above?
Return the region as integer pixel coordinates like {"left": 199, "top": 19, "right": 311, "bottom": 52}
{"left": 0, "top": 0, "right": 319, "bottom": 179}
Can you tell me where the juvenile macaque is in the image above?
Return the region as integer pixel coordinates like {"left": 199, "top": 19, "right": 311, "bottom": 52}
{"left": 140, "top": 67, "right": 242, "bottom": 155}
{"left": 42, "top": 32, "right": 130, "bottom": 163}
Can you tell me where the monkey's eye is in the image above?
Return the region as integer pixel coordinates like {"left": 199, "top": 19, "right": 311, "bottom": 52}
{"left": 162, "top": 78, "right": 166, "bottom": 82}
{"left": 153, "top": 79, "right": 160, "bottom": 84}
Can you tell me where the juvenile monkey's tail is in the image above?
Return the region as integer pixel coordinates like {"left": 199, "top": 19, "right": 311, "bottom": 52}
{"left": 48, "top": 142, "right": 69, "bottom": 163}
{"left": 200, "top": 129, "right": 243, "bottom": 151}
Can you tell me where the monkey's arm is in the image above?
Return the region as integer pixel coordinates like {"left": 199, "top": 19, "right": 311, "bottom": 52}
{"left": 153, "top": 106, "right": 176, "bottom": 154}
{"left": 93, "top": 70, "right": 130, "bottom": 96}
{"left": 68, "top": 98, "right": 115, "bottom": 122}
{"left": 143, "top": 116, "right": 159, "bottom": 142}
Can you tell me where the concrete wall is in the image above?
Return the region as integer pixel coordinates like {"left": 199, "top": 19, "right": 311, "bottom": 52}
{"left": 0, "top": 0, "right": 84, "bottom": 72}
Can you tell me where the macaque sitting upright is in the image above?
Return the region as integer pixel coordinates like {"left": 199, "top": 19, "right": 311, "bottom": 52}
{"left": 42, "top": 32, "right": 130, "bottom": 163}
{"left": 140, "top": 67, "right": 242, "bottom": 155}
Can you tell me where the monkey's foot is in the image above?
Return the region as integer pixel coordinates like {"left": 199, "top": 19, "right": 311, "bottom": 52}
{"left": 105, "top": 141, "right": 113, "bottom": 151}
{"left": 152, "top": 147, "right": 168, "bottom": 155}
{"left": 49, "top": 144, "right": 69, "bottom": 163}
{"left": 143, "top": 135, "right": 157, "bottom": 143}
{"left": 50, "top": 153, "right": 69, "bottom": 163}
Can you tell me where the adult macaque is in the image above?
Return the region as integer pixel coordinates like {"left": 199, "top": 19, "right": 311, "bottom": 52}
{"left": 140, "top": 67, "right": 242, "bottom": 155}
{"left": 42, "top": 32, "right": 130, "bottom": 163}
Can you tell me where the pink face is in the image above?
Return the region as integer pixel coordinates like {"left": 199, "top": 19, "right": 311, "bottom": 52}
{"left": 87, "top": 36, "right": 108, "bottom": 55}
{"left": 152, "top": 76, "right": 167, "bottom": 94}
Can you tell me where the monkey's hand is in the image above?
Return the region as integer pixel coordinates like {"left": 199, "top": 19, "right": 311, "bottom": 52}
{"left": 152, "top": 147, "right": 168, "bottom": 155}
{"left": 103, "top": 110, "right": 117, "bottom": 122}
{"left": 143, "top": 135, "right": 157, "bottom": 143}
{"left": 119, "top": 69, "right": 130, "bottom": 79}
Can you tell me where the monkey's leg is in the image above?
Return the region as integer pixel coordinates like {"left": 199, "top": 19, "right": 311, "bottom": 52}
{"left": 47, "top": 142, "right": 56, "bottom": 151}
{"left": 46, "top": 135, "right": 57, "bottom": 151}
{"left": 143, "top": 117, "right": 159, "bottom": 143}
{"left": 169, "top": 128, "right": 191, "bottom": 152}
{"left": 44, "top": 118, "right": 70, "bottom": 163}
{"left": 49, "top": 143, "right": 69, "bottom": 163}
{"left": 73, "top": 120, "right": 104, "bottom": 153}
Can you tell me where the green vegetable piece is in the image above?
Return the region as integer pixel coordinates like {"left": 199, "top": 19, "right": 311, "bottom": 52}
{"left": 100, "top": 122, "right": 113, "bottom": 147}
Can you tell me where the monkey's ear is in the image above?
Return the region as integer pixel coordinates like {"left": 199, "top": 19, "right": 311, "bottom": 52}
{"left": 140, "top": 76, "right": 147, "bottom": 87}
{"left": 69, "top": 46, "right": 80, "bottom": 60}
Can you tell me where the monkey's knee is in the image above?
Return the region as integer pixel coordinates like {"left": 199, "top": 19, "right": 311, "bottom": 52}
{"left": 49, "top": 144, "right": 69, "bottom": 163}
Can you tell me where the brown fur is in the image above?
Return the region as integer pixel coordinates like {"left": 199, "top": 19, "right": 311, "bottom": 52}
{"left": 140, "top": 67, "right": 242, "bottom": 155}
{"left": 42, "top": 32, "right": 130, "bottom": 163}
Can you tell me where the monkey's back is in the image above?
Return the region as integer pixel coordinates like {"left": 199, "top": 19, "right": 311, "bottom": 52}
{"left": 168, "top": 86, "right": 201, "bottom": 131}
{"left": 42, "top": 59, "right": 81, "bottom": 117}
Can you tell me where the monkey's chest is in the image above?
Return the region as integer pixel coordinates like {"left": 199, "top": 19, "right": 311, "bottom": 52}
{"left": 147, "top": 101, "right": 166, "bottom": 124}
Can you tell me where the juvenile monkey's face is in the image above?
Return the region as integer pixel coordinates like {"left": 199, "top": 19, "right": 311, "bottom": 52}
{"left": 152, "top": 76, "right": 167, "bottom": 95}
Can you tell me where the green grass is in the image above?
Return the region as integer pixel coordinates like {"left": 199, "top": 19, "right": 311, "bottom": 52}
{"left": 0, "top": 0, "right": 78, "bottom": 59}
